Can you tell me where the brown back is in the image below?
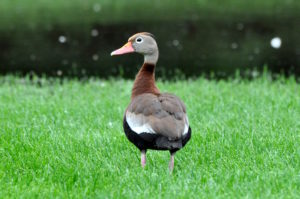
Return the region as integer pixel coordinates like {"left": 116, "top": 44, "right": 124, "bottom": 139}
{"left": 126, "top": 93, "right": 189, "bottom": 139}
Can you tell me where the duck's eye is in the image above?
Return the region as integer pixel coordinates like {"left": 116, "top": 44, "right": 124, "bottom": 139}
{"left": 136, "top": 37, "right": 143, "bottom": 43}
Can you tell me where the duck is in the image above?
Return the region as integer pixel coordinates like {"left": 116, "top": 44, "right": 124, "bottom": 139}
{"left": 111, "top": 32, "right": 191, "bottom": 172}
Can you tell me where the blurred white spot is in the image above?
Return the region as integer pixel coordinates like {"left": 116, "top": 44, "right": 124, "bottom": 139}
{"left": 270, "top": 37, "right": 281, "bottom": 49}
{"left": 248, "top": 55, "right": 254, "bottom": 61}
{"left": 254, "top": 47, "right": 260, "bottom": 54}
{"left": 30, "top": 54, "right": 36, "bottom": 61}
{"left": 58, "top": 35, "right": 67, "bottom": 43}
{"left": 57, "top": 70, "right": 63, "bottom": 76}
{"left": 91, "top": 29, "right": 99, "bottom": 37}
{"left": 252, "top": 71, "right": 259, "bottom": 78}
{"left": 237, "top": 23, "right": 244, "bottom": 31}
{"left": 100, "top": 82, "right": 106, "bottom": 87}
{"left": 108, "top": 122, "right": 113, "bottom": 127}
{"left": 172, "top": 40, "right": 179, "bottom": 46}
{"left": 93, "top": 4, "right": 101, "bottom": 12}
{"left": 62, "top": 59, "right": 68, "bottom": 65}
{"left": 92, "top": 54, "right": 99, "bottom": 61}
{"left": 231, "top": 42, "right": 238, "bottom": 49}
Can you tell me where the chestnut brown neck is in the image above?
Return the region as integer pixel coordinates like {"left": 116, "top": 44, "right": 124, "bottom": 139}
{"left": 131, "top": 63, "right": 160, "bottom": 99}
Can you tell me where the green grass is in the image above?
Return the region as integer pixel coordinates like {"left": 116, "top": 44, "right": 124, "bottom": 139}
{"left": 0, "top": 75, "right": 299, "bottom": 198}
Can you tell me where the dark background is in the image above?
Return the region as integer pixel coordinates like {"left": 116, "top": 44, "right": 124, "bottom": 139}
{"left": 0, "top": 0, "right": 299, "bottom": 79}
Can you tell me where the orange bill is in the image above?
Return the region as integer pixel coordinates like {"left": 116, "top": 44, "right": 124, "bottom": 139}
{"left": 111, "top": 42, "right": 135, "bottom": 56}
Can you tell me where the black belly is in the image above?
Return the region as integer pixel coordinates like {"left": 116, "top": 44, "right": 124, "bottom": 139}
{"left": 123, "top": 117, "right": 191, "bottom": 153}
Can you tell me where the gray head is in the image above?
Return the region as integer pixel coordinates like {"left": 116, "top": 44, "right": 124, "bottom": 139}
{"left": 111, "top": 32, "right": 159, "bottom": 65}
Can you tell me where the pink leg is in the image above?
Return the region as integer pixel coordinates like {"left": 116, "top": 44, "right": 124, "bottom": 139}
{"left": 141, "top": 150, "right": 146, "bottom": 168}
{"left": 169, "top": 153, "right": 175, "bottom": 173}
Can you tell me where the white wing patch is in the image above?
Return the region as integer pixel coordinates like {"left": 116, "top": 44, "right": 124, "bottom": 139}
{"left": 126, "top": 112, "right": 156, "bottom": 134}
{"left": 183, "top": 115, "right": 189, "bottom": 135}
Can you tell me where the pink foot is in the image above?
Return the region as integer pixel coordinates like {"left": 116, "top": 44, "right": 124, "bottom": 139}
{"left": 141, "top": 150, "right": 146, "bottom": 168}
{"left": 169, "top": 153, "right": 175, "bottom": 173}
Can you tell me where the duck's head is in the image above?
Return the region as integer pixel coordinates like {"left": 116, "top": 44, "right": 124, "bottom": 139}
{"left": 111, "top": 32, "right": 159, "bottom": 65}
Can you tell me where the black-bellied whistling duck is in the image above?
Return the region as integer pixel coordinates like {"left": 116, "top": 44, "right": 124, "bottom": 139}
{"left": 111, "top": 32, "right": 191, "bottom": 172}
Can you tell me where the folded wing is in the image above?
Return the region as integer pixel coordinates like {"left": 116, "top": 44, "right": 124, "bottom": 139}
{"left": 125, "top": 93, "right": 189, "bottom": 139}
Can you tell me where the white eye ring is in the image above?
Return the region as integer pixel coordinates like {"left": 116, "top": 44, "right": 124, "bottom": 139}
{"left": 136, "top": 37, "right": 143, "bottom": 43}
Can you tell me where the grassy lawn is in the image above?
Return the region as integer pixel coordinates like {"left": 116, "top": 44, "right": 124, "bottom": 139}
{"left": 0, "top": 75, "right": 299, "bottom": 198}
